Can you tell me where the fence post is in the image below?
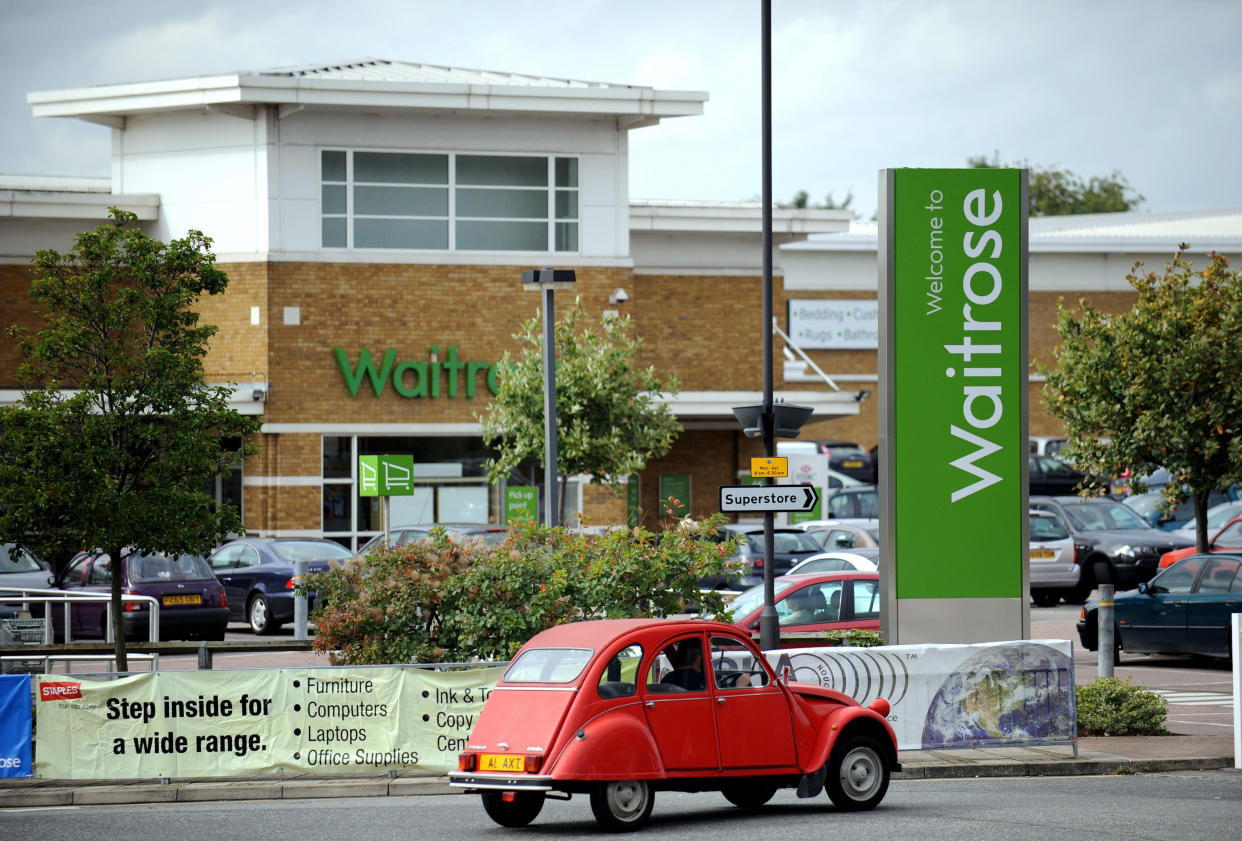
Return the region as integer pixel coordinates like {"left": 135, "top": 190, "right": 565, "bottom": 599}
{"left": 1098, "top": 584, "right": 1115, "bottom": 679}
{"left": 198, "top": 641, "right": 213, "bottom": 670}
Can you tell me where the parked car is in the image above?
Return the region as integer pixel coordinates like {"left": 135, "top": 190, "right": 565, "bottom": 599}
{"left": 1028, "top": 436, "right": 1067, "bottom": 457}
{"left": 800, "top": 520, "right": 880, "bottom": 551}
{"left": 696, "top": 525, "right": 823, "bottom": 591}
{"left": 1169, "top": 499, "right": 1242, "bottom": 544}
{"left": 1028, "top": 496, "right": 1193, "bottom": 598}
{"left": 1077, "top": 553, "right": 1242, "bottom": 659}
{"left": 1123, "top": 488, "right": 1236, "bottom": 531}
{"left": 1028, "top": 510, "right": 1080, "bottom": 607}
{"left": 779, "top": 440, "right": 874, "bottom": 484}
{"left": 0, "top": 543, "right": 54, "bottom": 619}
{"left": 356, "top": 522, "right": 508, "bottom": 559}
{"left": 1028, "top": 454, "right": 1095, "bottom": 496}
{"left": 788, "top": 549, "right": 879, "bottom": 574}
{"left": 1159, "top": 515, "right": 1242, "bottom": 569}
{"left": 727, "top": 570, "right": 881, "bottom": 636}
{"left": 208, "top": 537, "right": 354, "bottom": 634}
{"left": 51, "top": 549, "right": 228, "bottom": 641}
{"left": 824, "top": 485, "right": 879, "bottom": 519}
{"left": 449, "top": 617, "right": 900, "bottom": 829}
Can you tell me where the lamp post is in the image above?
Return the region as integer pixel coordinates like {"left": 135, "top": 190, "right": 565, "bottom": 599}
{"left": 521, "top": 267, "right": 576, "bottom": 526}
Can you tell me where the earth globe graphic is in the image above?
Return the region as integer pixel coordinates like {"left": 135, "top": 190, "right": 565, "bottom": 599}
{"left": 921, "top": 643, "right": 1073, "bottom": 749}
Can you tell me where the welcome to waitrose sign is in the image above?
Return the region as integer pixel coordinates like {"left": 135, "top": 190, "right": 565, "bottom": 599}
{"left": 334, "top": 345, "right": 501, "bottom": 398}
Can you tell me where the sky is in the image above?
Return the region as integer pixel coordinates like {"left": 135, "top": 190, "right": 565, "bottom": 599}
{"left": 2, "top": 0, "right": 1240, "bottom": 219}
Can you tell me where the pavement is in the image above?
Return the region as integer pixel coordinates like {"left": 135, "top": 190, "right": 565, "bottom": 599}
{"left": 0, "top": 734, "right": 1234, "bottom": 808}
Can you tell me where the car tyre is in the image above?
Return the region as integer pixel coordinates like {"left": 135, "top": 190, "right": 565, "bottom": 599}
{"left": 481, "top": 791, "right": 545, "bottom": 827}
{"left": 722, "top": 782, "right": 778, "bottom": 809}
{"left": 825, "top": 735, "right": 889, "bottom": 811}
{"left": 247, "top": 593, "right": 280, "bottom": 635}
{"left": 590, "top": 780, "right": 653, "bottom": 831}
{"left": 1031, "top": 590, "right": 1060, "bottom": 608}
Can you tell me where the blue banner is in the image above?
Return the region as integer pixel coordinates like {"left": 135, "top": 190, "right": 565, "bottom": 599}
{"left": 0, "top": 674, "right": 33, "bottom": 777}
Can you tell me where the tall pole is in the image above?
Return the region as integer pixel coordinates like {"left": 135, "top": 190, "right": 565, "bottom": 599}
{"left": 542, "top": 286, "right": 560, "bottom": 527}
{"left": 759, "top": 0, "right": 779, "bottom": 652}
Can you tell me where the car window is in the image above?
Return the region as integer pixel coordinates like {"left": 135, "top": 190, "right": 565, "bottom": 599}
{"left": 1029, "top": 515, "right": 1069, "bottom": 541}
{"left": 824, "top": 529, "right": 857, "bottom": 549}
{"left": 210, "top": 545, "right": 239, "bottom": 571}
{"left": 1197, "top": 557, "right": 1242, "bottom": 594}
{"left": 87, "top": 556, "right": 112, "bottom": 586}
{"left": 62, "top": 555, "right": 93, "bottom": 588}
{"left": 271, "top": 540, "right": 355, "bottom": 563}
{"left": 649, "top": 636, "right": 707, "bottom": 693}
{"left": 1151, "top": 558, "right": 1204, "bottom": 594}
{"left": 1212, "top": 520, "right": 1242, "bottom": 546}
{"left": 850, "top": 579, "right": 880, "bottom": 620}
{"left": 777, "top": 581, "right": 841, "bottom": 626}
{"left": 1061, "top": 501, "right": 1148, "bottom": 531}
{"left": 130, "top": 554, "right": 213, "bottom": 583}
{"left": 238, "top": 546, "right": 261, "bottom": 568}
{"left": 0, "top": 544, "right": 42, "bottom": 573}
{"left": 503, "top": 647, "right": 593, "bottom": 683}
{"left": 802, "top": 557, "right": 849, "bottom": 573}
{"left": 597, "top": 644, "right": 641, "bottom": 698}
{"left": 773, "top": 531, "right": 821, "bottom": 553}
{"left": 710, "top": 635, "right": 767, "bottom": 688}
{"left": 728, "top": 578, "right": 797, "bottom": 620}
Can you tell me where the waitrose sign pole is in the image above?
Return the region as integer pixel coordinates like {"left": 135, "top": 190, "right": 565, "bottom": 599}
{"left": 878, "top": 168, "right": 1030, "bottom": 644}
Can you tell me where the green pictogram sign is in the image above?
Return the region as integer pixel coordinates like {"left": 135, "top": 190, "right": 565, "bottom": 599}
{"left": 358, "top": 455, "right": 415, "bottom": 497}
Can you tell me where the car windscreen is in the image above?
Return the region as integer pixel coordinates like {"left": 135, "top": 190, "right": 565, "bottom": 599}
{"left": 271, "top": 540, "right": 355, "bottom": 562}
{"left": 727, "top": 578, "right": 797, "bottom": 619}
{"left": 503, "top": 647, "right": 593, "bottom": 683}
{"left": 747, "top": 531, "right": 821, "bottom": 554}
{"left": 1061, "top": 501, "right": 1149, "bottom": 531}
{"left": 1029, "top": 515, "right": 1069, "bottom": 540}
{"left": 0, "top": 544, "right": 43, "bottom": 573}
{"left": 129, "top": 554, "right": 215, "bottom": 583}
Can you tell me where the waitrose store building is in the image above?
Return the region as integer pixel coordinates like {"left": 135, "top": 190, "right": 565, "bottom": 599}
{"left": 3, "top": 59, "right": 1239, "bottom": 549}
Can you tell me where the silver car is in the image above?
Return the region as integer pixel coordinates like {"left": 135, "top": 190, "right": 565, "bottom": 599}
{"left": 1029, "top": 510, "right": 1079, "bottom": 606}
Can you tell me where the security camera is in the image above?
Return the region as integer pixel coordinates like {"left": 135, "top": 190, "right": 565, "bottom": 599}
{"left": 609, "top": 288, "right": 629, "bottom": 305}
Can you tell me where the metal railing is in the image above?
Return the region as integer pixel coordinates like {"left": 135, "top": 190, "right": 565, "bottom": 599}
{"left": 0, "top": 587, "right": 160, "bottom": 672}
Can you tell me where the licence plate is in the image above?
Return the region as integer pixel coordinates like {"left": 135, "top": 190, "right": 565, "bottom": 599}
{"left": 842, "top": 460, "right": 863, "bottom": 468}
{"left": 479, "top": 754, "right": 525, "bottom": 772}
{"left": 1029, "top": 549, "right": 1055, "bottom": 559}
{"left": 163, "top": 593, "right": 202, "bottom": 606}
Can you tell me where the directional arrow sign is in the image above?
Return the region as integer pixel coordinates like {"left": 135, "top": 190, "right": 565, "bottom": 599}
{"left": 719, "top": 485, "right": 819, "bottom": 513}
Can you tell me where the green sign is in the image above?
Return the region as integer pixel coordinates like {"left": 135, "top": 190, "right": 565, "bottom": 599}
{"left": 658, "top": 475, "right": 691, "bottom": 519}
{"left": 626, "top": 476, "right": 640, "bottom": 527}
{"left": 504, "top": 486, "right": 539, "bottom": 524}
{"left": 788, "top": 497, "right": 821, "bottom": 525}
{"left": 335, "top": 344, "right": 501, "bottom": 398}
{"left": 358, "top": 455, "right": 415, "bottom": 497}
{"left": 888, "top": 169, "right": 1026, "bottom": 599}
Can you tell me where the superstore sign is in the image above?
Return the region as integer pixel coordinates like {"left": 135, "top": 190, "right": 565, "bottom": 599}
{"left": 892, "top": 169, "right": 1025, "bottom": 600}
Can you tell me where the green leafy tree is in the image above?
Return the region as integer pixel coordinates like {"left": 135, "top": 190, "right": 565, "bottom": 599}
{"left": 305, "top": 520, "right": 736, "bottom": 664}
{"left": 968, "top": 153, "right": 1144, "bottom": 216}
{"left": 0, "top": 209, "right": 260, "bottom": 669}
{"left": 1041, "top": 249, "right": 1242, "bottom": 552}
{"left": 480, "top": 299, "right": 681, "bottom": 522}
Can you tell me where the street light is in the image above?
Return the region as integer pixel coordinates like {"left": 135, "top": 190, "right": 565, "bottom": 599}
{"left": 521, "top": 267, "right": 576, "bottom": 526}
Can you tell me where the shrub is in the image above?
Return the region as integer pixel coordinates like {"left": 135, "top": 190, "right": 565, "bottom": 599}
{"left": 1075, "top": 677, "right": 1169, "bottom": 736}
{"left": 303, "top": 517, "right": 736, "bottom": 664}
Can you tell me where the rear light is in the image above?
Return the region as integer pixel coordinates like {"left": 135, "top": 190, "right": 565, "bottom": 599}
{"left": 124, "top": 591, "right": 144, "bottom": 611}
{"left": 752, "top": 557, "right": 763, "bottom": 569}
{"left": 523, "top": 754, "right": 543, "bottom": 773}
{"left": 458, "top": 753, "right": 477, "bottom": 772}
{"left": 285, "top": 577, "right": 297, "bottom": 590}
{"left": 219, "top": 587, "right": 227, "bottom": 608}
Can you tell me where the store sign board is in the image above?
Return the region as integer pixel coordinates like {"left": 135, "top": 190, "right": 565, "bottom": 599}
{"left": 335, "top": 345, "right": 501, "bottom": 399}
{"left": 719, "top": 485, "right": 819, "bottom": 513}
{"left": 504, "top": 486, "right": 538, "bottom": 524}
{"left": 358, "top": 455, "right": 415, "bottom": 497}
{"left": 787, "top": 299, "right": 879, "bottom": 349}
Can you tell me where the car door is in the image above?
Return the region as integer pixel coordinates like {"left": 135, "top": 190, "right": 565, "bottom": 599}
{"left": 708, "top": 634, "right": 797, "bottom": 771}
{"left": 1185, "top": 556, "right": 1242, "bottom": 655}
{"left": 1122, "top": 558, "right": 1202, "bottom": 653}
{"left": 640, "top": 633, "right": 719, "bottom": 772}
{"left": 209, "top": 544, "right": 247, "bottom": 621}
{"left": 59, "top": 553, "right": 109, "bottom": 638}
{"left": 222, "top": 544, "right": 263, "bottom": 613}
{"left": 1208, "top": 519, "right": 1242, "bottom": 552}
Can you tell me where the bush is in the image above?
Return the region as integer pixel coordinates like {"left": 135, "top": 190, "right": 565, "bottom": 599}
{"left": 303, "top": 517, "right": 737, "bottom": 664}
{"left": 1075, "top": 677, "right": 1169, "bottom": 736}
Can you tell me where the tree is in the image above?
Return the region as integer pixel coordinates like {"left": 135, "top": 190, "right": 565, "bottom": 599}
{"left": 0, "top": 209, "right": 260, "bottom": 669}
{"left": 786, "top": 190, "right": 853, "bottom": 211}
{"left": 1041, "top": 248, "right": 1242, "bottom": 552}
{"left": 968, "top": 153, "right": 1144, "bottom": 216}
{"left": 480, "top": 299, "right": 681, "bottom": 522}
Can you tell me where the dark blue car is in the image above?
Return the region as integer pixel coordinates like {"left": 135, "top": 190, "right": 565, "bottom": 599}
{"left": 208, "top": 538, "right": 354, "bottom": 634}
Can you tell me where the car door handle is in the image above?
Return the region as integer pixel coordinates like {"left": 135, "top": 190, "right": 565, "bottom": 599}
{"left": 716, "top": 697, "right": 726, "bottom": 705}
{"left": 644, "top": 701, "right": 654, "bottom": 708}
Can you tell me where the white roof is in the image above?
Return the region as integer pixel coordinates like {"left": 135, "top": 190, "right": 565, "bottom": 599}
{"left": 785, "top": 208, "right": 1242, "bottom": 254}
{"left": 28, "top": 58, "right": 706, "bottom": 127}
{"left": 0, "top": 174, "right": 158, "bottom": 221}
{"left": 630, "top": 200, "right": 852, "bottom": 235}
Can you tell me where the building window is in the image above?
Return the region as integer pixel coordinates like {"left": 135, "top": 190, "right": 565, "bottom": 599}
{"left": 321, "top": 150, "right": 578, "bottom": 253}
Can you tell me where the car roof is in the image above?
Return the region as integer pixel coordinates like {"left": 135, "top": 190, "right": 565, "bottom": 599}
{"left": 520, "top": 618, "right": 738, "bottom": 650}
{"left": 780, "top": 569, "right": 879, "bottom": 583}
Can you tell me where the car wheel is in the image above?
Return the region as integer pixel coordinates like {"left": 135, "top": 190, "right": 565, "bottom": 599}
{"left": 722, "top": 782, "right": 778, "bottom": 809}
{"left": 1031, "top": 590, "right": 1060, "bottom": 608}
{"left": 590, "top": 780, "right": 653, "bottom": 831}
{"left": 1091, "top": 559, "right": 1113, "bottom": 588}
{"left": 825, "top": 735, "right": 889, "bottom": 811}
{"left": 247, "top": 594, "right": 280, "bottom": 635}
{"left": 1065, "top": 582, "right": 1093, "bottom": 604}
{"left": 480, "top": 791, "right": 545, "bottom": 827}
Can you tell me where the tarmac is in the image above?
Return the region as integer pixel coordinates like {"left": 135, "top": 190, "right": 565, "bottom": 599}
{"left": 0, "top": 734, "right": 1235, "bottom": 808}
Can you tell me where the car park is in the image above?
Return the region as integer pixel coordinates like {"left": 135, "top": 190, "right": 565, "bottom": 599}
{"left": 696, "top": 525, "right": 823, "bottom": 591}
{"left": 1028, "top": 454, "right": 1096, "bottom": 496}
{"left": 726, "top": 570, "right": 881, "bottom": 636}
{"left": 1077, "top": 553, "right": 1242, "bottom": 659}
{"left": 1028, "top": 510, "right": 1080, "bottom": 607}
{"left": 209, "top": 537, "right": 354, "bottom": 634}
{"left": 0, "top": 544, "right": 54, "bottom": 619}
{"left": 1028, "top": 496, "right": 1192, "bottom": 598}
{"left": 824, "top": 485, "right": 879, "bottom": 519}
{"left": 787, "top": 549, "right": 879, "bottom": 574}
{"left": 51, "top": 550, "right": 228, "bottom": 641}
{"left": 1169, "top": 499, "right": 1242, "bottom": 544}
{"left": 450, "top": 617, "right": 899, "bottom": 830}
{"left": 356, "top": 522, "right": 508, "bottom": 558}
{"left": 1123, "top": 488, "right": 1236, "bottom": 531}
{"left": 799, "top": 520, "right": 879, "bottom": 551}
{"left": 1159, "top": 515, "right": 1242, "bottom": 569}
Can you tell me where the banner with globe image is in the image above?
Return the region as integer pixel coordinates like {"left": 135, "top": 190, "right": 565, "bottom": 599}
{"left": 767, "top": 639, "right": 1075, "bottom": 750}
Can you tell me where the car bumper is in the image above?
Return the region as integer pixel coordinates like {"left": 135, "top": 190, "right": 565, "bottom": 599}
{"left": 449, "top": 772, "right": 554, "bottom": 791}
{"left": 263, "top": 592, "right": 318, "bottom": 623}
{"left": 1030, "top": 564, "right": 1080, "bottom": 589}
{"left": 123, "top": 607, "right": 230, "bottom": 640}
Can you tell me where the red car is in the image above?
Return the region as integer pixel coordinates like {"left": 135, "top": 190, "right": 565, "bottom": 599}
{"left": 727, "top": 571, "right": 881, "bottom": 636}
{"left": 1159, "top": 516, "right": 1242, "bottom": 569}
{"left": 450, "top": 618, "right": 899, "bottom": 830}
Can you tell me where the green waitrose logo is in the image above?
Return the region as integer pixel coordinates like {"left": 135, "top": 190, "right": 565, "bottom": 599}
{"left": 891, "top": 169, "right": 1025, "bottom": 599}
{"left": 335, "top": 344, "right": 501, "bottom": 398}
